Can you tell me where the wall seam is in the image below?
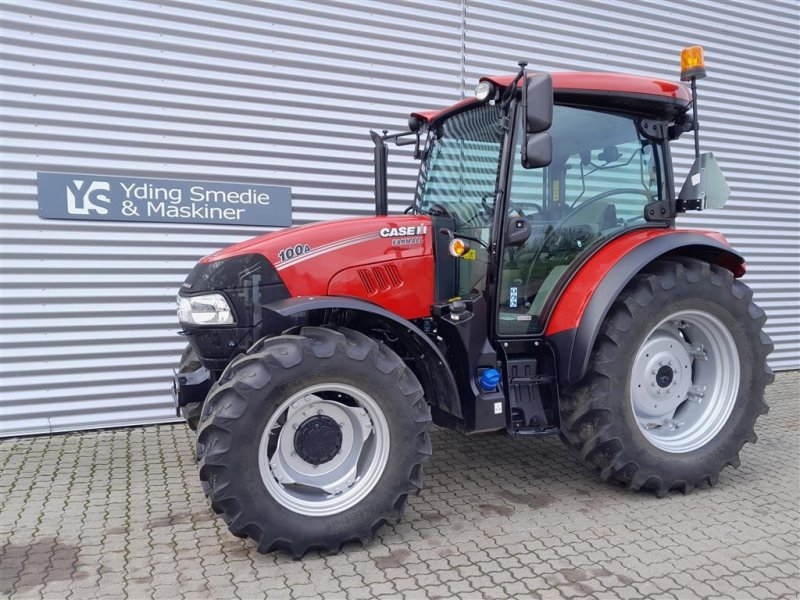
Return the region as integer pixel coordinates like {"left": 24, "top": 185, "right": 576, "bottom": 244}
{"left": 459, "top": 0, "right": 466, "bottom": 99}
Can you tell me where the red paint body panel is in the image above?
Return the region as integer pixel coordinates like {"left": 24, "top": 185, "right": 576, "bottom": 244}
{"left": 413, "top": 72, "right": 691, "bottom": 124}
{"left": 202, "top": 216, "right": 435, "bottom": 320}
{"left": 328, "top": 256, "right": 435, "bottom": 320}
{"left": 483, "top": 72, "right": 692, "bottom": 101}
{"left": 544, "top": 229, "right": 738, "bottom": 336}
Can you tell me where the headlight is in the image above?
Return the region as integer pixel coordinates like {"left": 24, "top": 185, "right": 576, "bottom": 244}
{"left": 177, "top": 294, "right": 235, "bottom": 325}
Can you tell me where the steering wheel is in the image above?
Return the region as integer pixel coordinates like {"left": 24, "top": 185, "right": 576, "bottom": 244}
{"left": 519, "top": 188, "right": 652, "bottom": 304}
{"left": 568, "top": 188, "right": 653, "bottom": 215}
{"left": 508, "top": 201, "right": 543, "bottom": 218}
{"left": 427, "top": 202, "right": 454, "bottom": 219}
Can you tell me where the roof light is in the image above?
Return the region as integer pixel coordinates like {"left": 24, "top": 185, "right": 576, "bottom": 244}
{"left": 475, "top": 81, "right": 495, "bottom": 102}
{"left": 448, "top": 238, "right": 470, "bottom": 257}
{"left": 680, "top": 46, "right": 707, "bottom": 81}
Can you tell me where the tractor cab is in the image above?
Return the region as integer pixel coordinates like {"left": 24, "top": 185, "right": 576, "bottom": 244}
{"left": 414, "top": 84, "right": 675, "bottom": 332}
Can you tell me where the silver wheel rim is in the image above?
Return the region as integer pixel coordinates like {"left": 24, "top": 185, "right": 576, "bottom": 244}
{"left": 630, "top": 309, "right": 740, "bottom": 453}
{"left": 257, "top": 383, "right": 390, "bottom": 516}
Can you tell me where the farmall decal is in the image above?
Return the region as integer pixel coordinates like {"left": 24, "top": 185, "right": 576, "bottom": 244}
{"left": 379, "top": 224, "right": 428, "bottom": 247}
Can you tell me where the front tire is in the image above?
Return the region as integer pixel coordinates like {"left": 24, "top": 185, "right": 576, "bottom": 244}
{"left": 560, "top": 257, "right": 773, "bottom": 496}
{"left": 196, "top": 326, "right": 432, "bottom": 556}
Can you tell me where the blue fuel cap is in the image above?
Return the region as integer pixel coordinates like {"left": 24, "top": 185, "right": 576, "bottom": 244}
{"left": 480, "top": 368, "right": 501, "bottom": 392}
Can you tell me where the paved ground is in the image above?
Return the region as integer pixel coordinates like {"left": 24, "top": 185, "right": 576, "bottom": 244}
{"left": 1, "top": 372, "right": 798, "bottom": 600}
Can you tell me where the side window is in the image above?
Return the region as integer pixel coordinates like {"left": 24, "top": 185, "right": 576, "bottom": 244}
{"left": 563, "top": 140, "right": 659, "bottom": 227}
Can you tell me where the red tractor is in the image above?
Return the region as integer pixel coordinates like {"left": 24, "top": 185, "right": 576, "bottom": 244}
{"left": 173, "top": 48, "right": 772, "bottom": 556}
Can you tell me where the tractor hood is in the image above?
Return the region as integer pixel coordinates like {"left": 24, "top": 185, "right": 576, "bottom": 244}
{"left": 197, "top": 215, "right": 436, "bottom": 320}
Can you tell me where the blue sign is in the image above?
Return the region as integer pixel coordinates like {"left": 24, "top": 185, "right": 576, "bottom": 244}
{"left": 37, "top": 172, "right": 292, "bottom": 227}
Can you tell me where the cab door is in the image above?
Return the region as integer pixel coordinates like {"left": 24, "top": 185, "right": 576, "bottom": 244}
{"left": 497, "top": 105, "right": 666, "bottom": 337}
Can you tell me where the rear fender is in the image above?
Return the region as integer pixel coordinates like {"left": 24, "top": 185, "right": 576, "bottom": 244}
{"left": 261, "top": 296, "right": 462, "bottom": 419}
{"left": 545, "top": 230, "right": 744, "bottom": 385}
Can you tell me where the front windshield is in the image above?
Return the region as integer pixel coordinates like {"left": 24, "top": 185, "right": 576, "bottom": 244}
{"left": 415, "top": 103, "right": 504, "bottom": 297}
{"left": 416, "top": 102, "right": 504, "bottom": 231}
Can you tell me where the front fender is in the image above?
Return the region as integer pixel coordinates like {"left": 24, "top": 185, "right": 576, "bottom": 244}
{"left": 544, "top": 229, "right": 744, "bottom": 385}
{"left": 261, "top": 295, "right": 462, "bottom": 419}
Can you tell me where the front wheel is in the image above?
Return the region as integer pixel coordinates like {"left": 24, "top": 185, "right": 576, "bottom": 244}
{"left": 196, "top": 326, "right": 432, "bottom": 556}
{"left": 559, "top": 257, "right": 773, "bottom": 496}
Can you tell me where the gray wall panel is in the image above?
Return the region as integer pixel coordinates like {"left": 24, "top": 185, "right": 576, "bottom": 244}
{"left": 1, "top": 0, "right": 796, "bottom": 436}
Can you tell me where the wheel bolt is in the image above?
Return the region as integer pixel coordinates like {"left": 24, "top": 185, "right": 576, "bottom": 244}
{"left": 338, "top": 422, "right": 345, "bottom": 428}
{"left": 317, "top": 409, "right": 323, "bottom": 416}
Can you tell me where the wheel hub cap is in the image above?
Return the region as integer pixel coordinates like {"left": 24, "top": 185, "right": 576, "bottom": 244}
{"left": 294, "top": 415, "right": 342, "bottom": 465}
{"left": 656, "top": 365, "right": 673, "bottom": 388}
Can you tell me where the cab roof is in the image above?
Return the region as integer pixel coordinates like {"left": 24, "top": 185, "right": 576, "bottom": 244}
{"left": 412, "top": 72, "right": 692, "bottom": 124}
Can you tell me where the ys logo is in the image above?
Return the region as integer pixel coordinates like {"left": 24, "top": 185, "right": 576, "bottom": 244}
{"left": 66, "top": 179, "right": 112, "bottom": 216}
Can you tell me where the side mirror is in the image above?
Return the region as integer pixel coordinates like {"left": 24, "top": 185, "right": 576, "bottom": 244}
{"left": 506, "top": 216, "right": 531, "bottom": 246}
{"left": 521, "top": 132, "right": 552, "bottom": 170}
{"left": 524, "top": 73, "right": 554, "bottom": 133}
{"left": 678, "top": 152, "right": 730, "bottom": 210}
{"left": 521, "top": 73, "right": 554, "bottom": 169}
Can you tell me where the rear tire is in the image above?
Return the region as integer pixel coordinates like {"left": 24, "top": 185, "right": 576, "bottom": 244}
{"left": 559, "top": 257, "right": 773, "bottom": 496}
{"left": 196, "top": 326, "right": 432, "bottom": 556}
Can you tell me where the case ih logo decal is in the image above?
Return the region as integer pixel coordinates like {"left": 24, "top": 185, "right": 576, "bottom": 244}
{"left": 37, "top": 172, "right": 292, "bottom": 227}
{"left": 379, "top": 224, "right": 428, "bottom": 237}
{"left": 380, "top": 224, "right": 428, "bottom": 247}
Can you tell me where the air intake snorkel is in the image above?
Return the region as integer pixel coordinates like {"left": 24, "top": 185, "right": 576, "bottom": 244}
{"left": 369, "top": 127, "right": 421, "bottom": 216}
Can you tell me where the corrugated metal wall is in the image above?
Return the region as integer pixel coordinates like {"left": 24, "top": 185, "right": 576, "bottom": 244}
{"left": 1, "top": 0, "right": 797, "bottom": 437}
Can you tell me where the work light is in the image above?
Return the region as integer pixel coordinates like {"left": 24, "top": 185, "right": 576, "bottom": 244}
{"left": 474, "top": 81, "right": 495, "bottom": 102}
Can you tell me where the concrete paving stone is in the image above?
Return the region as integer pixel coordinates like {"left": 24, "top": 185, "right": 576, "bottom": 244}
{"left": 0, "top": 370, "right": 797, "bottom": 599}
{"left": 345, "top": 586, "right": 374, "bottom": 600}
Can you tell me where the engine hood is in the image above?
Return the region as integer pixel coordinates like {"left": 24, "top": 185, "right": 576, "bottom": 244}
{"left": 200, "top": 215, "right": 436, "bottom": 320}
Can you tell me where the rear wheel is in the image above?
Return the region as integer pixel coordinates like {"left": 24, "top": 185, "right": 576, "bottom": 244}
{"left": 196, "top": 326, "right": 432, "bottom": 556}
{"left": 560, "top": 257, "right": 773, "bottom": 496}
